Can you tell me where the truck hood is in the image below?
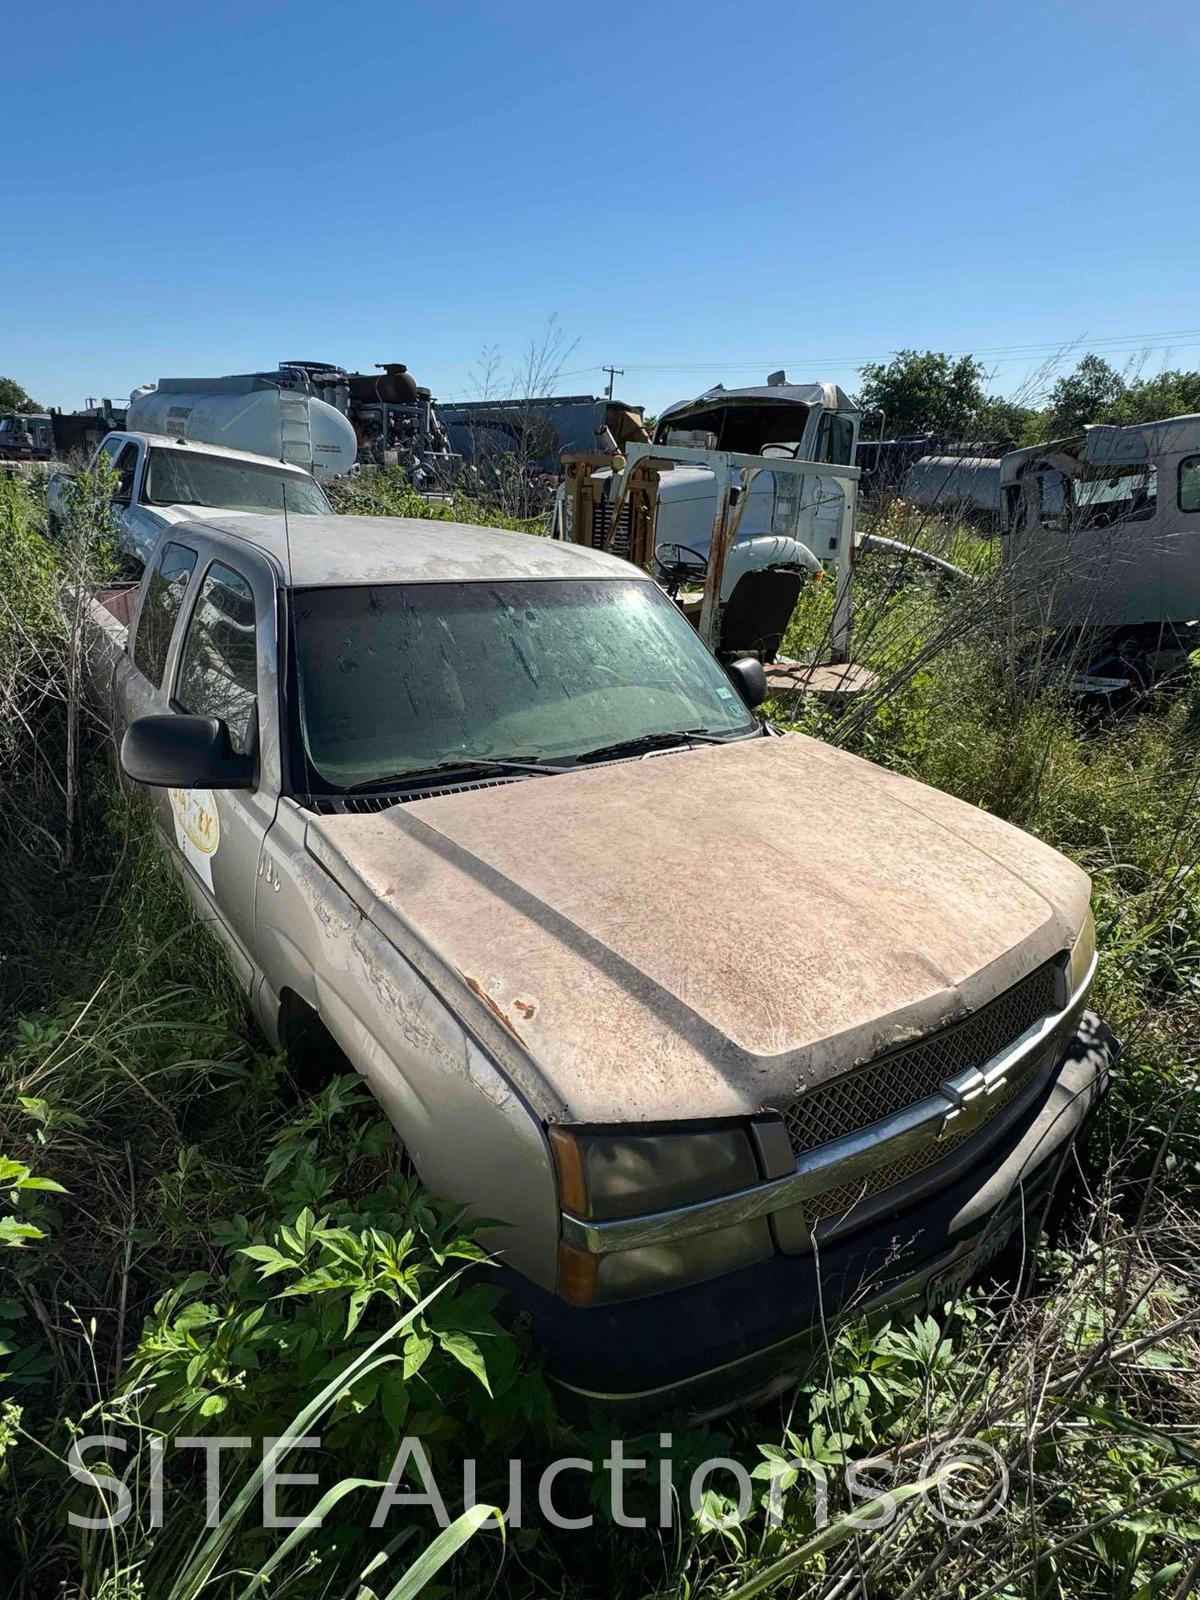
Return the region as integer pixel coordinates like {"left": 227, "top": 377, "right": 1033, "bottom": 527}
{"left": 305, "top": 733, "right": 1090, "bottom": 1125}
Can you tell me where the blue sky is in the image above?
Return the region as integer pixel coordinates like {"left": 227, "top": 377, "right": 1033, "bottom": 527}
{"left": 4, "top": 0, "right": 1199, "bottom": 416}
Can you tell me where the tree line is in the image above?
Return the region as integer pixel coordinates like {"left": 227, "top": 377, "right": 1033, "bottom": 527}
{"left": 856, "top": 349, "right": 1200, "bottom": 447}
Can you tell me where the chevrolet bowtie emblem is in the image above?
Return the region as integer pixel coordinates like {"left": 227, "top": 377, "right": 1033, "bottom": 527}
{"left": 938, "top": 1066, "right": 1009, "bottom": 1138}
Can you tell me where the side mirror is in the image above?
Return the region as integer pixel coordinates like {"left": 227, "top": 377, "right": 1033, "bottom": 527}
{"left": 120, "top": 715, "right": 254, "bottom": 789}
{"left": 727, "top": 656, "right": 767, "bottom": 709}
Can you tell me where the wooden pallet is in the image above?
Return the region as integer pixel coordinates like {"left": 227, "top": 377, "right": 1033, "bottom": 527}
{"left": 764, "top": 659, "right": 879, "bottom": 702}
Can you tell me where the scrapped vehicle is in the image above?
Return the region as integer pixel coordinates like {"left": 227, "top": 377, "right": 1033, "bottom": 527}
{"left": 558, "top": 442, "right": 856, "bottom": 665}
{"left": 1000, "top": 415, "right": 1200, "bottom": 656}
{"left": 608, "top": 377, "right": 859, "bottom": 569}
{"left": 440, "top": 392, "right": 649, "bottom": 476}
{"left": 900, "top": 454, "right": 1003, "bottom": 525}
{"left": 127, "top": 373, "right": 357, "bottom": 480}
{"left": 82, "top": 511, "right": 1113, "bottom": 1415}
{"left": 555, "top": 379, "right": 863, "bottom": 668}
{"left": 47, "top": 432, "right": 333, "bottom": 570}
{"left": 0, "top": 411, "right": 54, "bottom": 461}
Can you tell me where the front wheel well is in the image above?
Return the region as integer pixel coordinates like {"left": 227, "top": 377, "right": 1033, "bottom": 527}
{"left": 277, "top": 989, "right": 350, "bottom": 1092}
{"left": 275, "top": 989, "right": 413, "bottom": 1174}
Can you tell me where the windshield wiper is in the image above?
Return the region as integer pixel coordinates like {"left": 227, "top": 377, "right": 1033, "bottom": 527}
{"left": 570, "top": 727, "right": 741, "bottom": 766}
{"left": 343, "top": 754, "right": 568, "bottom": 793}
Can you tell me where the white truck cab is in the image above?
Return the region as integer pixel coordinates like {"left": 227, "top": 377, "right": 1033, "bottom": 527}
{"left": 561, "top": 379, "right": 861, "bottom": 600}
{"left": 646, "top": 379, "right": 860, "bottom": 562}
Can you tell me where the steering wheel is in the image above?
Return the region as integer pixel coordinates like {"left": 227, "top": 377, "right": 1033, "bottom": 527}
{"left": 655, "top": 543, "right": 710, "bottom": 596}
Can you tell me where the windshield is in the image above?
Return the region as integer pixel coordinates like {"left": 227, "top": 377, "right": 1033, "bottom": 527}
{"left": 656, "top": 402, "right": 814, "bottom": 456}
{"left": 144, "top": 448, "right": 331, "bottom": 514}
{"left": 293, "top": 577, "right": 757, "bottom": 789}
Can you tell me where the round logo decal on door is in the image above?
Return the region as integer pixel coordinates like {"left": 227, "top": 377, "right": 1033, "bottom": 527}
{"left": 168, "top": 788, "right": 219, "bottom": 888}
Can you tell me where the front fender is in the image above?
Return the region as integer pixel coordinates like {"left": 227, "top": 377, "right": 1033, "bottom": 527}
{"left": 720, "top": 534, "right": 821, "bottom": 600}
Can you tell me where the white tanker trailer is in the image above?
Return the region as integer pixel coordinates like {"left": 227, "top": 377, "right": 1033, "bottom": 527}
{"left": 127, "top": 373, "right": 357, "bottom": 480}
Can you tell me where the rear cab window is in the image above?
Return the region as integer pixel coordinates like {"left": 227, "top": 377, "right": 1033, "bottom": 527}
{"left": 176, "top": 562, "right": 259, "bottom": 753}
{"left": 144, "top": 449, "right": 331, "bottom": 515}
{"left": 132, "top": 542, "right": 198, "bottom": 687}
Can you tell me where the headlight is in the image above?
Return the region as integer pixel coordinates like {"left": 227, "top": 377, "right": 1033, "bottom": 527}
{"left": 548, "top": 1124, "right": 769, "bottom": 1305}
{"left": 548, "top": 1124, "right": 759, "bottom": 1220}
{"left": 1066, "top": 907, "right": 1096, "bottom": 999}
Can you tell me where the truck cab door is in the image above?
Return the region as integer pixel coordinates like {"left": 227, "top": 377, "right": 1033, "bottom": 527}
{"left": 109, "top": 439, "right": 162, "bottom": 568}
{"left": 115, "top": 536, "right": 202, "bottom": 828}
{"left": 165, "top": 543, "right": 282, "bottom": 991}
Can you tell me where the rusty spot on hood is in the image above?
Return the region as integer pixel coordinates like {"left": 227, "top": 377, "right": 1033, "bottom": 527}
{"left": 460, "top": 972, "right": 522, "bottom": 1039}
{"left": 513, "top": 998, "right": 537, "bottom": 1021}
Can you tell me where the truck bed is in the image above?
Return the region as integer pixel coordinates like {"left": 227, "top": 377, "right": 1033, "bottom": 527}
{"left": 96, "top": 585, "right": 137, "bottom": 629}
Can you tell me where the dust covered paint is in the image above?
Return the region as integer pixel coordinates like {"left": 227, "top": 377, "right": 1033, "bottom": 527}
{"left": 307, "top": 731, "right": 1090, "bottom": 1125}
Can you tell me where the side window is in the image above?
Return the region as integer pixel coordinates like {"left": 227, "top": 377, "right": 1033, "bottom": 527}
{"left": 112, "top": 442, "right": 139, "bottom": 503}
{"left": 813, "top": 412, "right": 855, "bottom": 465}
{"left": 1037, "top": 469, "right": 1067, "bottom": 530}
{"left": 1179, "top": 456, "right": 1200, "bottom": 513}
{"left": 132, "top": 542, "right": 198, "bottom": 688}
{"left": 176, "top": 562, "right": 258, "bottom": 754}
{"left": 1130, "top": 463, "right": 1157, "bottom": 521}
{"left": 96, "top": 436, "right": 123, "bottom": 467}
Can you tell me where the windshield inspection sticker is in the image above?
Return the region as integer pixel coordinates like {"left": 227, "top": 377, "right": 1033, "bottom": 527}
{"left": 168, "top": 788, "right": 219, "bottom": 889}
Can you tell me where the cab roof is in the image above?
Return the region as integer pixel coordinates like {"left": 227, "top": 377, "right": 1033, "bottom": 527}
{"left": 108, "top": 430, "right": 319, "bottom": 475}
{"left": 171, "top": 511, "right": 640, "bottom": 587}
{"left": 658, "top": 380, "right": 859, "bottom": 426}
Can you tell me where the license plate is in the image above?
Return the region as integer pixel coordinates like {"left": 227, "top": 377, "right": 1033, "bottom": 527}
{"left": 926, "top": 1220, "right": 1016, "bottom": 1305}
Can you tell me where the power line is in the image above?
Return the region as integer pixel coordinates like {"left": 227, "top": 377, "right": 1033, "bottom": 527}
{"left": 612, "top": 326, "right": 1200, "bottom": 375}
{"left": 434, "top": 329, "right": 1200, "bottom": 405}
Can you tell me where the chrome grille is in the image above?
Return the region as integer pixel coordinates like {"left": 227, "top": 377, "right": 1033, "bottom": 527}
{"left": 803, "top": 1067, "right": 1029, "bottom": 1225}
{"left": 592, "top": 498, "right": 632, "bottom": 560}
{"left": 778, "top": 961, "right": 1059, "bottom": 1160}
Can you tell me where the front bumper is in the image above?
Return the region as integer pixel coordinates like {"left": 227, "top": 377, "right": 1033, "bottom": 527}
{"left": 505, "top": 1011, "right": 1114, "bottom": 1420}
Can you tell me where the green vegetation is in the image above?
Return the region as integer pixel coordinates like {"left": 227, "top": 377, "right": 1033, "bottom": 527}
{"left": 855, "top": 347, "right": 1200, "bottom": 445}
{"left": 326, "top": 464, "right": 549, "bottom": 535}
{"left": 0, "top": 377, "right": 42, "bottom": 414}
{"left": 856, "top": 350, "right": 1027, "bottom": 442}
{"left": 1040, "top": 354, "right": 1200, "bottom": 439}
{"left": 1, "top": 469, "right": 1199, "bottom": 1598}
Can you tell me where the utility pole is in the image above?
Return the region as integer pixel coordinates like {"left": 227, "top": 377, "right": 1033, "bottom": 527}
{"left": 602, "top": 365, "right": 624, "bottom": 401}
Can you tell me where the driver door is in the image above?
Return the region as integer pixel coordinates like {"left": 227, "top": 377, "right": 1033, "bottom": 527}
{"left": 165, "top": 540, "right": 282, "bottom": 992}
{"left": 107, "top": 440, "right": 147, "bottom": 562}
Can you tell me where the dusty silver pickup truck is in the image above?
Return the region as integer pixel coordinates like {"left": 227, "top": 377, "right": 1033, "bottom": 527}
{"left": 83, "top": 510, "right": 1112, "bottom": 1415}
